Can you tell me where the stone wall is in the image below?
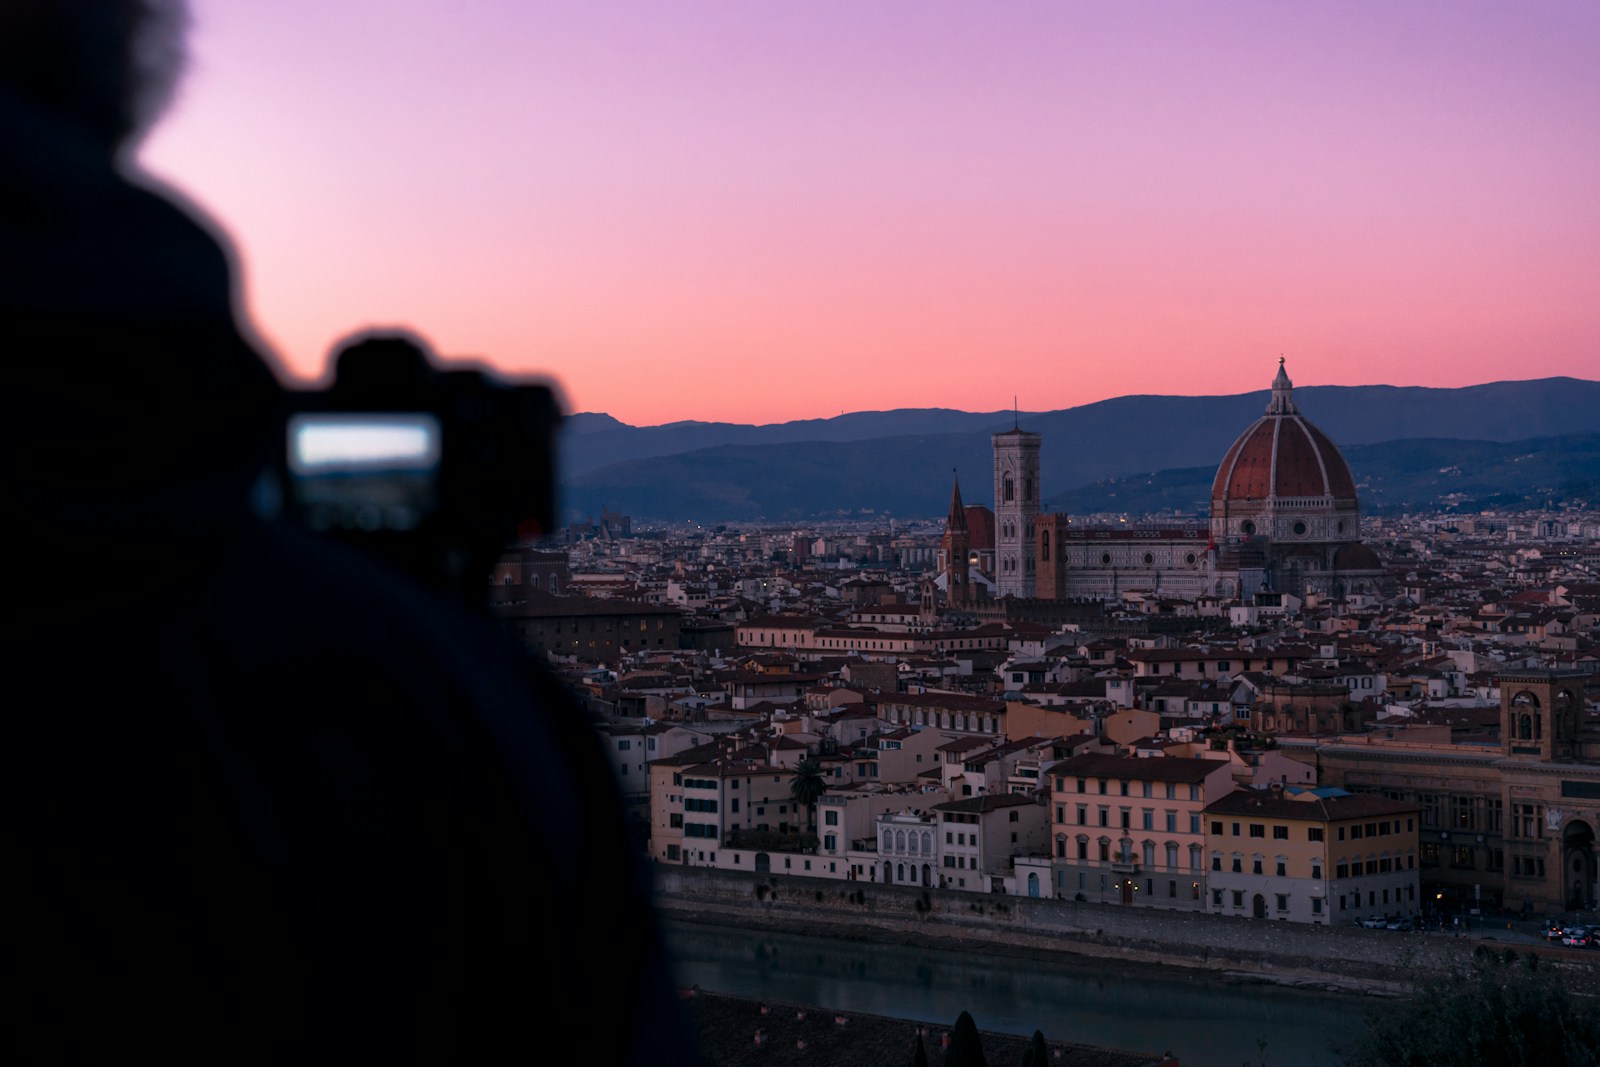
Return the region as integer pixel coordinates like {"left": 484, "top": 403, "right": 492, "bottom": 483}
{"left": 654, "top": 866, "right": 1599, "bottom": 993}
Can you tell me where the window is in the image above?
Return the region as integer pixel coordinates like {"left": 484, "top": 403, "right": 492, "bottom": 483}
{"left": 1142, "top": 811, "right": 1153, "bottom": 831}
{"left": 1272, "top": 826, "right": 1288, "bottom": 840}
{"left": 1231, "top": 857, "right": 1242, "bottom": 873}
{"left": 1252, "top": 858, "right": 1263, "bottom": 875}
{"left": 1211, "top": 821, "right": 1223, "bottom": 836}
{"left": 1077, "top": 805, "right": 1087, "bottom": 825}
{"left": 1311, "top": 897, "right": 1323, "bottom": 915}
{"left": 824, "top": 810, "right": 838, "bottom": 826}
{"left": 1249, "top": 824, "right": 1265, "bottom": 838}
{"left": 1212, "top": 855, "right": 1222, "bottom": 871}
{"left": 1276, "top": 894, "right": 1289, "bottom": 912}
{"left": 1311, "top": 863, "right": 1321, "bottom": 880}
{"left": 1275, "top": 860, "right": 1286, "bottom": 877}
{"left": 1307, "top": 827, "right": 1324, "bottom": 842}
{"left": 1232, "top": 891, "right": 1244, "bottom": 908}
{"left": 1165, "top": 812, "right": 1177, "bottom": 833}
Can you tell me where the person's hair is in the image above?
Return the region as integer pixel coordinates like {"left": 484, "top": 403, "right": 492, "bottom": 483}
{"left": 0, "top": 0, "right": 188, "bottom": 154}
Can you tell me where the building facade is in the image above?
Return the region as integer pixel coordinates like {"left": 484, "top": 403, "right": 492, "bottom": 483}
{"left": 1203, "top": 787, "right": 1420, "bottom": 924}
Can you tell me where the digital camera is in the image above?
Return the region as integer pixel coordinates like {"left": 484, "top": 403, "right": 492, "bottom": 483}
{"left": 281, "top": 333, "right": 560, "bottom": 606}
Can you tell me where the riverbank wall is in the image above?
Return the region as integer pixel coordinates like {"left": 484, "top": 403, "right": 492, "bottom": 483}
{"left": 654, "top": 867, "right": 1600, "bottom": 996}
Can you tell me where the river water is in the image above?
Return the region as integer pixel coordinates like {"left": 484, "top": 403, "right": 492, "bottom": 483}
{"left": 663, "top": 918, "right": 1370, "bottom": 1067}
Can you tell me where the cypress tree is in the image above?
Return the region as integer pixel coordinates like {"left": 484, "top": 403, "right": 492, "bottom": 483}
{"left": 1020, "top": 1030, "right": 1047, "bottom": 1067}
{"left": 944, "top": 1011, "right": 987, "bottom": 1067}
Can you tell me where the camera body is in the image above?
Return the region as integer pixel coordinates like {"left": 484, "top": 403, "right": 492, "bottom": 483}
{"left": 281, "top": 334, "right": 560, "bottom": 606}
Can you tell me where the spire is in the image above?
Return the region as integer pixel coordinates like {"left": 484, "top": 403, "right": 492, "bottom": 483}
{"left": 947, "top": 470, "right": 968, "bottom": 532}
{"left": 1266, "top": 355, "right": 1298, "bottom": 415}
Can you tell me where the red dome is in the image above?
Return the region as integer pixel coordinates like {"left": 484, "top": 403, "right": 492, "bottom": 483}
{"left": 1211, "top": 415, "right": 1357, "bottom": 502}
{"left": 1212, "top": 361, "right": 1357, "bottom": 504}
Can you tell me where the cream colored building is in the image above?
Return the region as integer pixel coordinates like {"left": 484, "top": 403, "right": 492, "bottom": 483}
{"left": 1204, "top": 786, "right": 1419, "bottom": 924}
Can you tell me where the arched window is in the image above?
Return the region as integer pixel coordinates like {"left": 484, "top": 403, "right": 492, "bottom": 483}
{"left": 1041, "top": 530, "right": 1050, "bottom": 561}
{"left": 908, "top": 832, "right": 918, "bottom": 855}
{"left": 895, "top": 830, "right": 906, "bottom": 852}
{"left": 1004, "top": 475, "right": 1014, "bottom": 502}
{"left": 922, "top": 832, "right": 932, "bottom": 854}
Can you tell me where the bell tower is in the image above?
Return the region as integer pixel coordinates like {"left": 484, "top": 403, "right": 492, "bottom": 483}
{"left": 941, "top": 472, "right": 972, "bottom": 608}
{"left": 992, "top": 424, "right": 1041, "bottom": 599}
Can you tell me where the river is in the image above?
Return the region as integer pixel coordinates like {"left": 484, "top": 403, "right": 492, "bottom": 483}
{"left": 663, "top": 917, "right": 1370, "bottom": 1067}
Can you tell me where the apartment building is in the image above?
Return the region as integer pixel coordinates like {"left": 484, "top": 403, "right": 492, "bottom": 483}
{"left": 1045, "top": 752, "right": 1236, "bottom": 908}
{"left": 1203, "top": 786, "right": 1420, "bottom": 924}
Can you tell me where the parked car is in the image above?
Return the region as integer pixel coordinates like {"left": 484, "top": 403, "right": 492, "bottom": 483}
{"left": 1360, "top": 916, "right": 1388, "bottom": 929}
{"left": 1560, "top": 927, "right": 1592, "bottom": 948}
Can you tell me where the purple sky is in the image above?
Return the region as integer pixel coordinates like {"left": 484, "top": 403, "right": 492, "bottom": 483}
{"left": 141, "top": 1, "right": 1600, "bottom": 425}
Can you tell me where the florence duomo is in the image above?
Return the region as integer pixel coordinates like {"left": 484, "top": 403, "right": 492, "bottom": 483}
{"left": 945, "top": 360, "right": 1386, "bottom": 608}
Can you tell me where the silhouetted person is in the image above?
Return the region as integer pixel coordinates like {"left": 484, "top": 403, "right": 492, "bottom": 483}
{"left": 3, "top": 3, "right": 686, "bottom": 1062}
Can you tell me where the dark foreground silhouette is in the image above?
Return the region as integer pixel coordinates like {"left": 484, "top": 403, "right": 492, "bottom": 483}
{"left": 4, "top": 3, "right": 686, "bottom": 1061}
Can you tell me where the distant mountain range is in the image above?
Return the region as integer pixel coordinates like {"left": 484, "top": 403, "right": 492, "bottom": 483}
{"left": 560, "top": 377, "right": 1600, "bottom": 523}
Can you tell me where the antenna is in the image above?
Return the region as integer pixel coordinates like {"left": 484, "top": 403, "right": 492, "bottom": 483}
{"left": 1013, "top": 395, "right": 1019, "bottom": 430}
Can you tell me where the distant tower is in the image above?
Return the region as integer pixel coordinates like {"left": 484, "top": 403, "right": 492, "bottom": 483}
{"left": 1499, "top": 670, "right": 1586, "bottom": 762}
{"left": 992, "top": 423, "right": 1041, "bottom": 598}
{"left": 941, "top": 472, "right": 972, "bottom": 607}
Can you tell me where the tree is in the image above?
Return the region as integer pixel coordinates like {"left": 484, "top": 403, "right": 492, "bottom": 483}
{"left": 1020, "top": 1030, "right": 1047, "bottom": 1067}
{"left": 944, "top": 1011, "right": 987, "bottom": 1067}
{"left": 789, "top": 758, "right": 828, "bottom": 831}
{"left": 1341, "top": 948, "right": 1600, "bottom": 1067}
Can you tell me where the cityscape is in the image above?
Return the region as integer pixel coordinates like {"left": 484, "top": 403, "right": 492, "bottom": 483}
{"left": 492, "top": 366, "right": 1600, "bottom": 1065}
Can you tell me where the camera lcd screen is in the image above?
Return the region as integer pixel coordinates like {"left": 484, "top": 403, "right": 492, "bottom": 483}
{"left": 288, "top": 413, "right": 441, "bottom": 531}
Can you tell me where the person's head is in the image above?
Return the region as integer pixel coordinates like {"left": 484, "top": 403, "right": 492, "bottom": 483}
{"left": 0, "top": 0, "right": 188, "bottom": 156}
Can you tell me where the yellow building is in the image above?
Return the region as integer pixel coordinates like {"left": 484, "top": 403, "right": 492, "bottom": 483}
{"left": 1203, "top": 786, "right": 1419, "bottom": 924}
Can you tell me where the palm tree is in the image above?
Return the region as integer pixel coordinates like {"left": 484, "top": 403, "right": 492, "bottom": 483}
{"left": 789, "top": 758, "right": 828, "bottom": 832}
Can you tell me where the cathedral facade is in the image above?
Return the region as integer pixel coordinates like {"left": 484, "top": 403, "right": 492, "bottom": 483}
{"left": 1026, "top": 361, "right": 1383, "bottom": 603}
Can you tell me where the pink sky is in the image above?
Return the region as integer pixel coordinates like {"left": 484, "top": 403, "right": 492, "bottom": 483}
{"left": 140, "top": 1, "right": 1600, "bottom": 427}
